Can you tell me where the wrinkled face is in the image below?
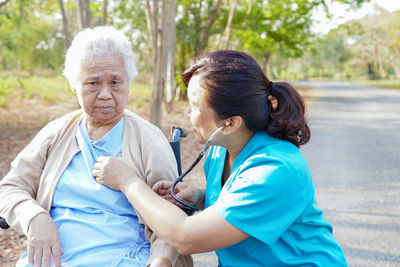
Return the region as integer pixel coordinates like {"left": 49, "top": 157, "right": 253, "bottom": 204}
{"left": 75, "top": 53, "right": 129, "bottom": 126}
{"left": 187, "top": 74, "right": 221, "bottom": 144}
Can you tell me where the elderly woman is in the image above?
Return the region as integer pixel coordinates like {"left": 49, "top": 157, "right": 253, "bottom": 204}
{"left": 0, "top": 26, "right": 192, "bottom": 267}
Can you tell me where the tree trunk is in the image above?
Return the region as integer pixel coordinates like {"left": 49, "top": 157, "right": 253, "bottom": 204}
{"left": 144, "top": 0, "right": 180, "bottom": 125}
{"left": 377, "top": 50, "right": 386, "bottom": 79}
{"left": 76, "top": 0, "right": 85, "bottom": 30}
{"left": 195, "top": 0, "right": 223, "bottom": 57}
{"left": 59, "top": 0, "right": 71, "bottom": 50}
{"left": 19, "top": 0, "right": 24, "bottom": 21}
{"left": 76, "top": 0, "right": 91, "bottom": 29}
{"left": 178, "top": 43, "right": 187, "bottom": 94}
{"left": 146, "top": 0, "right": 161, "bottom": 126}
{"left": 164, "top": 0, "right": 177, "bottom": 113}
{"left": 219, "top": 0, "right": 238, "bottom": 50}
{"left": 85, "top": 0, "right": 91, "bottom": 27}
{"left": 150, "top": 0, "right": 165, "bottom": 127}
{"left": 148, "top": 0, "right": 177, "bottom": 127}
{"left": 393, "top": 54, "right": 400, "bottom": 79}
{"left": 232, "top": 0, "right": 254, "bottom": 49}
{"left": 102, "top": 0, "right": 108, "bottom": 25}
{"left": 270, "top": 63, "right": 277, "bottom": 80}
{"left": 144, "top": 0, "right": 158, "bottom": 68}
{"left": 263, "top": 52, "right": 271, "bottom": 74}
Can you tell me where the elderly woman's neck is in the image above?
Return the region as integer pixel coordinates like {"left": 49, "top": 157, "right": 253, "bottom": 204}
{"left": 85, "top": 115, "right": 123, "bottom": 141}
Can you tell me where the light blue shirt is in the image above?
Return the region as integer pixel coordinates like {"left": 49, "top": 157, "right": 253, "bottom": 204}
{"left": 204, "top": 131, "right": 347, "bottom": 267}
{"left": 17, "top": 118, "right": 150, "bottom": 267}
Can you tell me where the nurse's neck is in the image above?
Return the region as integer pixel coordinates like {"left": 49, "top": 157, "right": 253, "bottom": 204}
{"left": 224, "top": 125, "right": 254, "bottom": 166}
{"left": 222, "top": 126, "right": 253, "bottom": 186}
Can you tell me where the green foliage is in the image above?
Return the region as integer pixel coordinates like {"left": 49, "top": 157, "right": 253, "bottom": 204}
{"left": 235, "top": 0, "right": 320, "bottom": 57}
{"left": 292, "top": 7, "right": 400, "bottom": 81}
{"left": 0, "top": 0, "right": 65, "bottom": 71}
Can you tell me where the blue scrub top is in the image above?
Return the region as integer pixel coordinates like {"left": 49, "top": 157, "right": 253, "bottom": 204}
{"left": 204, "top": 131, "right": 348, "bottom": 267}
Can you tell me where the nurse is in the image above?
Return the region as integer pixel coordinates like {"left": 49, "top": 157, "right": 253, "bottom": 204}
{"left": 93, "top": 50, "right": 348, "bottom": 266}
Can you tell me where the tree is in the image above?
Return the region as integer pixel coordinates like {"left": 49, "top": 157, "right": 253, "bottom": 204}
{"left": 339, "top": 7, "right": 393, "bottom": 79}
{"left": 59, "top": 0, "right": 72, "bottom": 50}
{"left": 385, "top": 11, "right": 400, "bottom": 79}
{"left": 102, "top": 0, "right": 108, "bottom": 25}
{"left": 219, "top": 0, "right": 238, "bottom": 49}
{"left": 145, "top": 0, "right": 178, "bottom": 127}
{"left": 164, "top": 0, "right": 177, "bottom": 113}
{"left": 76, "top": 0, "right": 92, "bottom": 29}
{"left": 0, "top": 0, "right": 65, "bottom": 71}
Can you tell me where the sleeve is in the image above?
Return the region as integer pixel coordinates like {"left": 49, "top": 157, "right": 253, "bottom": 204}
{"left": 141, "top": 131, "right": 193, "bottom": 267}
{"left": 142, "top": 132, "right": 178, "bottom": 188}
{"left": 0, "top": 121, "right": 59, "bottom": 235}
{"left": 213, "top": 157, "right": 308, "bottom": 245}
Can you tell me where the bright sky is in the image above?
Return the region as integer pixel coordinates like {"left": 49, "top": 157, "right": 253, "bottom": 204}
{"left": 311, "top": 0, "right": 400, "bottom": 34}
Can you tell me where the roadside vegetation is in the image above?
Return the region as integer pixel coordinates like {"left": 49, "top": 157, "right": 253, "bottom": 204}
{"left": 353, "top": 80, "right": 400, "bottom": 91}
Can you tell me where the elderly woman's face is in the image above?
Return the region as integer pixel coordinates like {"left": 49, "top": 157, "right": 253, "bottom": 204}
{"left": 75, "top": 52, "right": 129, "bottom": 126}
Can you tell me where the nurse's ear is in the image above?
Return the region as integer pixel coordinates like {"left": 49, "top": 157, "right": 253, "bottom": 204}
{"left": 221, "top": 116, "right": 243, "bottom": 135}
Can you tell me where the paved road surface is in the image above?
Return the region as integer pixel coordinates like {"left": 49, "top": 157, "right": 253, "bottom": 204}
{"left": 300, "top": 82, "right": 400, "bottom": 267}
{"left": 193, "top": 81, "right": 400, "bottom": 266}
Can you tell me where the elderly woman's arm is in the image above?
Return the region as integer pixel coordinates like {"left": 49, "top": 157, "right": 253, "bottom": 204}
{"left": 119, "top": 114, "right": 193, "bottom": 267}
{"left": 0, "top": 118, "right": 71, "bottom": 267}
{"left": 140, "top": 133, "right": 192, "bottom": 267}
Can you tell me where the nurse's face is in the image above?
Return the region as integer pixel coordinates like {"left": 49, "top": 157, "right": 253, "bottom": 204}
{"left": 187, "top": 74, "right": 222, "bottom": 144}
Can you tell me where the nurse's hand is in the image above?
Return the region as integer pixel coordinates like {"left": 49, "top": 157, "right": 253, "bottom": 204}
{"left": 93, "top": 156, "right": 139, "bottom": 191}
{"left": 152, "top": 181, "right": 204, "bottom": 208}
{"left": 27, "top": 213, "right": 63, "bottom": 267}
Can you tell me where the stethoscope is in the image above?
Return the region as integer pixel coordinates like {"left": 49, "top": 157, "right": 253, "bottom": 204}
{"left": 171, "top": 122, "right": 228, "bottom": 214}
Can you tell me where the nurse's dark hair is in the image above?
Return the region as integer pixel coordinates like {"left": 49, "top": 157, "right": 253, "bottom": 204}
{"left": 182, "top": 50, "right": 310, "bottom": 147}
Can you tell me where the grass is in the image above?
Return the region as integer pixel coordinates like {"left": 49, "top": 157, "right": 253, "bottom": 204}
{"left": 352, "top": 79, "right": 400, "bottom": 90}
{"left": 0, "top": 74, "right": 73, "bottom": 107}
{"left": 129, "top": 81, "right": 152, "bottom": 108}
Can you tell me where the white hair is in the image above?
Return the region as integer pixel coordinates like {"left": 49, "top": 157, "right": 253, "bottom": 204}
{"left": 63, "top": 26, "right": 137, "bottom": 88}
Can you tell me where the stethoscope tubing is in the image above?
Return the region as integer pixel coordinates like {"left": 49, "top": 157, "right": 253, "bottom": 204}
{"left": 170, "top": 125, "right": 226, "bottom": 213}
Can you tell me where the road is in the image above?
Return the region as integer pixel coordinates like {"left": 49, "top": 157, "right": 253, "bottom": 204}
{"left": 300, "top": 82, "right": 400, "bottom": 267}
{"left": 193, "top": 82, "right": 400, "bottom": 266}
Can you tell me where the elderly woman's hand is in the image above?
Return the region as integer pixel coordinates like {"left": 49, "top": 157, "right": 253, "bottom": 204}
{"left": 92, "top": 156, "right": 139, "bottom": 191}
{"left": 148, "top": 257, "right": 172, "bottom": 267}
{"left": 27, "top": 213, "right": 63, "bottom": 267}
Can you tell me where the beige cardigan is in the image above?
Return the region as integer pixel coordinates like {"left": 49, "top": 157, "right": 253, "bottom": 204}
{"left": 0, "top": 109, "right": 192, "bottom": 267}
